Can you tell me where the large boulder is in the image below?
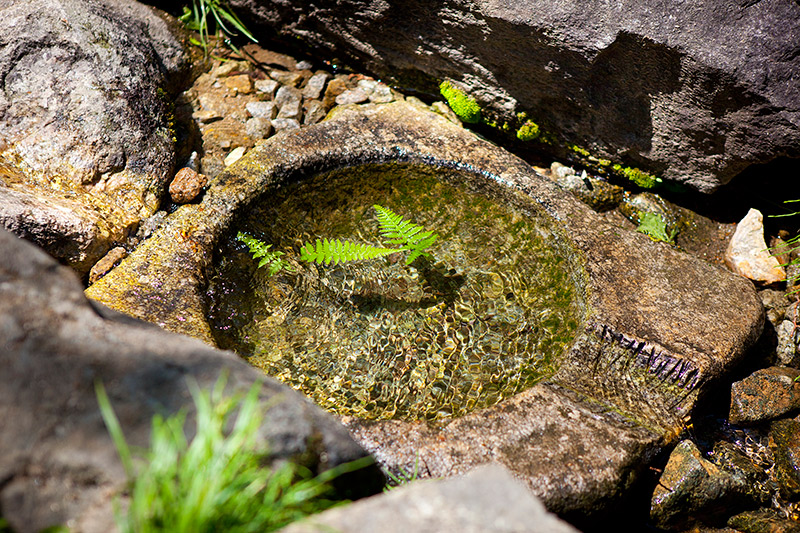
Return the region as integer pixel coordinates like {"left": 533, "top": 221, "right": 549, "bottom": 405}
{"left": 0, "top": 0, "right": 190, "bottom": 274}
{"left": 0, "top": 229, "right": 382, "bottom": 533}
{"left": 229, "top": 0, "right": 800, "bottom": 192}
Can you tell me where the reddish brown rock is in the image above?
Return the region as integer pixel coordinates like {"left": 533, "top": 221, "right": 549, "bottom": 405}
{"left": 729, "top": 366, "right": 800, "bottom": 425}
{"left": 169, "top": 167, "right": 208, "bottom": 204}
{"left": 88, "top": 246, "right": 128, "bottom": 284}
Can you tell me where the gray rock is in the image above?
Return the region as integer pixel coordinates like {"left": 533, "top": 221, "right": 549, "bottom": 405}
{"left": 760, "top": 288, "right": 791, "bottom": 327}
{"left": 229, "top": 0, "right": 800, "bottom": 192}
{"left": 246, "top": 101, "right": 278, "bottom": 120}
{"left": 303, "top": 100, "right": 327, "bottom": 125}
{"left": 272, "top": 117, "right": 301, "bottom": 131}
{"left": 275, "top": 85, "right": 304, "bottom": 117}
{"left": 246, "top": 117, "right": 274, "bottom": 139}
{"left": 335, "top": 88, "right": 369, "bottom": 105}
{"left": 368, "top": 82, "right": 394, "bottom": 103}
{"left": 650, "top": 440, "right": 760, "bottom": 530}
{"left": 0, "top": 229, "right": 382, "bottom": 532}
{"left": 729, "top": 366, "right": 800, "bottom": 425}
{"left": 255, "top": 78, "right": 280, "bottom": 97}
{"left": 283, "top": 463, "right": 579, "bottom": 533}
{"left": 302, "top": 71, "right": 332, "bottom": 100}
{"left": 725, "top": 208, "right": 785, "bottom": 284}
{"left": 270, "top": 69, "right": 305, "bottom": 87}
{"left": 0, "top": 0, "right": 190, "bottom": 272}
{"left": 86, "top": 101, "right": 763, "bottom": 520}
{"left": 777, "top": 314, "right": 800, "bottom": 367}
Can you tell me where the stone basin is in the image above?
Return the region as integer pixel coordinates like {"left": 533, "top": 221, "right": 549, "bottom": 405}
{"left": 85, "top": 100, "right": 763, "bottom": 521}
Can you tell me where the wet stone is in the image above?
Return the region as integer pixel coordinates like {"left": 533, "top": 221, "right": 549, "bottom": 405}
{"left": 88, "top": 246, "right": 128, "bottom": 284}
{"left": 246, "top": 101, "right": 278, "bottom": 120}
{"left": 246, "top": 117, "right": 273, "bottom": 140}
{"left": 547, "top": 163, "right": 623, "bottom": 212}
{"left": 728, "top": 509, "right": 800, "bottom": 533}
{"left": 255, "top": 78, "right": 279, "bottom": 98}
{"left": 169, "top": 167, "right": 207, "bottom": 204}
{"left": 303, "top": 100, "right": 327, "bottom": 125}
{"left": 770, "top": 419, "right": 800, "bottom": 500}
{"left": 711, "top": 441, "right": 771, "bottom": 507}
{"left": 302, "top": 71, "right": 332, "bottom": 100}
{"left": 336, "top": 88, "right": 370, "bottom": 105}
{"left": 729, "top": 366, "right": 800, "bottom": 425}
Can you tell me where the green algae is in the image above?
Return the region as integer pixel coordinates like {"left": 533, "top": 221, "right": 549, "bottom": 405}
{"left": 439, "top": 81, "right": 482, "bottom": 124}
{"left": 206, "top": 163, "right": 584, "bottom": 424}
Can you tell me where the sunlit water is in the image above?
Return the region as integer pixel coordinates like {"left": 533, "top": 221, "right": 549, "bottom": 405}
{"left": 207, "top": 163, "right": 584, "bottom": 423}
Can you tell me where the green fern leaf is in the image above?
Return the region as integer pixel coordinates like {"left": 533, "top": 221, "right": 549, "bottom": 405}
{"left": 237, "top": 232, "right": 293, "bottom": 276}
{"left": 373, "top": 205, "right": 438, "bottom": 264}
{"left": 299, "top": 238, "right": 400, "bottom": 266}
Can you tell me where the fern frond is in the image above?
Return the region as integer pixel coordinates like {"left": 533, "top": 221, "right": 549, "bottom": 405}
{"left": 299, "top": 238, "right": 400, "bottom": 266}
{"left": 237, "top": 232, "right": 293, "bottom": 276}
{"left": 374, "top": 205, "right": 438, "bottom": 264}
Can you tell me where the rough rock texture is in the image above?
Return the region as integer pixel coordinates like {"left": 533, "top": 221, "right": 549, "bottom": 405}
{"left": 0, "top": 0, "right": 190, "bottom": 273}
{"left": 230, "top": 0, "right": 800, "bottom": 192}
{"left": 769, "top": 419, "right": 800, "bottom": 500}
{"left": 85, "top": 100, "right": 763, "bottom": 521}
{"left": 284, "top": 464, "right": 579, "bottom": 533}
{"left": 729, "top": 366, "right": 800, "bottom": 425}
{"left": 0, "top": 229, "right": 382, "bottom": 533}
{"left": 726, "top": 209, "right": 786, "bottom": 284}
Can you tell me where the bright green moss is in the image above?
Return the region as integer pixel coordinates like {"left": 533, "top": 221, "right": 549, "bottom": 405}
{"left": 612, "top": 164, "right": 661, "bottom": 189}
{"left": 569, "top": 144, "right": 590, "bottom": 157}
{"left": 439, "top": 80, "right": 482, "bottom": 124}
{"left": 516, "top": 121, "right": 540, "bottom": 141}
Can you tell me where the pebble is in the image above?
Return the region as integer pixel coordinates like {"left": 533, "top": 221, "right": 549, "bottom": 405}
{"left": 303, "top": 100, "right": 327, "bottom": 125}
{"left": 295, "top": 60, "right": 313, "bottom": 70}
{"left": 88, "top": 246, "right": 128, "bottom": 284}
{"left": 245, "top": 101, "right": 277, "bottom": 120}
{"left": 224, "top": 74, "right": 254, "bottom": 95}
{"left": 323, "top": 78, "right": 348, "bottom": 108}
{"left": 725, "top": 208, "right": 786, "bottom": 284}
{"left": 245, "top": 117, "right": 273, "bottom": 139}
{"left": 277, "top": 97, "right": 302, "bottom": 120}
{"left": 192, "top": 109, "right": 221, "bottom": 124}
{"left": 336, "top": 88, "right": 369, "bottom": 105}
{"left": 302, "top": 71, "right": 332, "bottom": 100}
{"left": 254, "top": 78, "right": 279, "bottom": 98}
{"left": 169, "top": 167, "right": 207, "bottom": 204}
{"left": 270, "top": 69, "right": 304, "bottom": 87}
{"left": 224, "top": 146, "right": 247, "bottom": 167}
{"left": 272, "top": 118, "right": 300, "bottom": 131}
{"left": 212, "top": 60, "right": 249, "bottom": 77}
{"left": 275, "top": 85, "right": 303, "bottom": 110}
{"left": 729, "top": 366, "right": 800, "bottom": 425}
{"left": 370, "top": 82, "right": 394, "bottom": 103}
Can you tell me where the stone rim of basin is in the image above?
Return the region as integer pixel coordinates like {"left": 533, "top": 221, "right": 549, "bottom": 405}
{"left": 85, "top": 100, "right": 764, "bottom": 519}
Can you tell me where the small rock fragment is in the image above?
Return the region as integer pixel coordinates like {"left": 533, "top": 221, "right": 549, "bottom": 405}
{"left": 212, "top": 60, "right": 249, "bottom": 78}
{"left": 303, "top": 100, "right": 327, "bottom": 125}
{"left": 369, "top": 82, "right": 394, "bottom": 103}
{"left": 275, "top": 85, "right": 303, "bottom": 110}
{"left": 725, "top": 208, "right": 786, "bottom": 284}
{"left": 254, "top": 78, "right": 279, "bottom": 98}
{"left": 430, "top": 101, "right": 461, "bottom": 123}
{"left": 336, "top": 88, "right": 369, "bottom": 105}
{"left": 169, "top": 167, "right": 208, "bottom": 204}
{"left": 729, "top": 366, "right": 800, "bottom": 425}
{"left": 269, "top": 69, "right": 304, "bottom": 87}
{"left": 224, "top": 74, "right": 254, "bottom": 95}
{"left": 224, "top": 146, "right": 247, "bottom": 167}
{"left": 302, "top": 71, "right": 332, "bottom": 100}
{"left": 245, "top": 101, "right": 277, "bottom": 120}
{"left": 135, "top": 210, "right": 168, "bottom": 241}
{"left": 245, "top": 117, "right": 273, "bottom": 139}
{"left": 769, "top": 419, "right": 800, "bottom": 499}
{"left": 322, "top": 78, "right": 348, "bottom": 108}
{"left": 295, "top": 60, "right": 313, "bottom": 70}
{"left": 88, "top": 246, "right": 128, "bottom": 284}
{"left": 192, "top": 109, "right": 222, "bottom": 124}
{"left": 271, "top": 118, "right": 301, "bottom": 132}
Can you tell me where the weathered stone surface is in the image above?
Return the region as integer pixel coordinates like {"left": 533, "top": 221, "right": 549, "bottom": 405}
{"left": 302, "top": 71, "right": 332, "bottom": 100}
{"left": 726, "top": 209, "right": 786, "bottom": 284}
{"left": 246, "top": 101, "right": 278, "bottom": 120}
{"left": 336, "top": 88, "right": 369, "bottom": 105}
{"left": 730, "top": 367, "right": 800, "bottom": 425}
{"left": 0, "top": 229, "right": 382, "bottom": 532}
{"left": 303, "top": 100, "right": 327, "bottom": 125}
{"left": 229, "top": 0, "right": 800, "bottom": 192}
{"left": 769, "top": 419, "right": 800, "bottom": 500}
{"left": 88, "top": 246, "right": 128, "bottom": 284}
{"left": 169, "top": 167, "right": 207, "bottom": 204}
{"left": 86, "top": 100, "right": 763, "bottom": 520}
{"left": 728, "top": 509, "right": 800, "bottom": 533}
{"left": 0, "top": 0, "right": 190, "bottom": 271}
{"left": 284, "top": 464, "right": 579, "bottom": 533}
{"left": 224, "top": 73, "right": 254, "bottom": 95}
{"left": 246, "top": 116, "right": 274, "bottom": 139}
{"left": 650, "top": 440, "right": 759, "bottom": 530}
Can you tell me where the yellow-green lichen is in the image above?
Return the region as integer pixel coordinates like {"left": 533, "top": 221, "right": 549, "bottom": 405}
{"left": 569, "top": 144, "right": 590, "bottom": 158}
{"left": 516, "top": 121, "right": 540, "bottom": 141}
{"left": 439, "top": 80, "right": 482, "bottom": 124}
{"left": 612, "top": 164, "right": 661, "bottom": 189}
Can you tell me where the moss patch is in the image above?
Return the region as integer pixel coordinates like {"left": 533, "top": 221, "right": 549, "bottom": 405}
{"left": 439, "top": 80, "right": 482, "bottom": 124}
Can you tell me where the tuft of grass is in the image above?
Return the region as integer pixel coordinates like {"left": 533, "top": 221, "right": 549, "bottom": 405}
{"left": 95, "top": 377, "right": 368, "bottom": 532}
{"left": 637, "top": 212, "right": 677, "bottom": 244}
{"left": 769, "top": 199, "right": 800, "bottom": 294}
{"left": 439, "top": 80, "right": 482, "bottom": 124}
{"left": 179, "top": 0, "right": 257, "bottom": 56}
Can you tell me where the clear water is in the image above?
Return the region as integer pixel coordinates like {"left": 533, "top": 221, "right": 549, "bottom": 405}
{"left": 207, "top": 163, "right": 584, "bottom": 423}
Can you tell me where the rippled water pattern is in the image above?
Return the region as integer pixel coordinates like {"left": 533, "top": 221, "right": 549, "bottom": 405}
{"left": 207, "top": 164, "right": 582, "bottom": 423}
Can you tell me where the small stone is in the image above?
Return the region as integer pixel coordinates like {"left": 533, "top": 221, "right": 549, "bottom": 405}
{"left": 303, "top": 100, "right": 327, "bottom": 125}
{"left": 269, "top": 69, "right": 304, "bottom": 87}
{"left": 725, "top": 208, "right": 786, "bottom": 284}
{"left": 277, "top": 98, "right": 302, "bottom": 120}
{"left": 271, "top": 118, "right": 300, "bottom": 132}
{"left": 729, "top": 366, "right": 800, "bottom": 425}
{"left": 430, "top": 101, "right": 461, "bottom": 123}
{"left": 776, "top": 313, "right": 800, "bottom": 367}
{"left": 88, "top": 246, "right": 128, "bottom": 284}
{"left": 322, "top": 78, "right": 348, "bottom": 108}
{"left": 769, "top": 419, "right": 800, "bottom": 499}
{"left": 357, "top": 78, "right": 378, "bottom": 95}
{"left": 369, "top": 82, "right": 394, "bottom": 103}
{"left": 135, "top": 210, "right": 168, "bottom": 241}
{"left": 302, "top": 71, "right": 332, "bottom": 100}
{"left": 192, "top": 109, "right": 221, "bottom": 124}
{"left": 224, "top": 146, "right": 247, "bottom": 167}
{"left": 212, "top": 60, "right": 250, "bottom": 78}
{"left": 254, "top": 78, "right": 279, "bottom": 98}
{"left": 335, "top": 88, "right": 369, "bottom": 105}
{"left": 245, "top": 101, "right": 277, "bottom": 120}
{"left": 169, "top": 167, "right": 208, "bottom": 204}
{"left": 245, "top": 117, "right": 273, "bottom": 139}
{"left": 275, "top": 85, "right": 303, "bottom": 109}
{"left": 224, "top": 74, "right": 254, "bottom": 95}
{"left": 295, "top": 60, "right": 313, "bottom": 70}
{"left": 760, "top": 288, "right": 791, "bottom": 326}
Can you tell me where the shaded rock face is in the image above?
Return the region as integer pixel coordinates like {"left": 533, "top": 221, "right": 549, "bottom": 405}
{"left": 230, "top": 0, "right": 800, "bottom": 192}
{"left": 85, "top": 100, "right": 764, "bottom": 521}
{"left": 0, "top": 229, "right": 382, "bottom": 532}
{"left": 0, "top": 0, "right": 190, "bottom": 273}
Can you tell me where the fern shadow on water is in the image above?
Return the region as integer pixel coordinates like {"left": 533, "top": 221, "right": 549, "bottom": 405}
{"left": 206, "top": 163, "right": 585, "bottom": 424}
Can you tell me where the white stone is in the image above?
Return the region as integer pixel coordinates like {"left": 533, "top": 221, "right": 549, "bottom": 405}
{"left": 725, "top": 208, "right": 786, "bottom": 284}
{"left": 245, "top": 101, "right": 277, "bottom": 119}
{"left": 223, "top": 146, "right": 247, "bottom": 167}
